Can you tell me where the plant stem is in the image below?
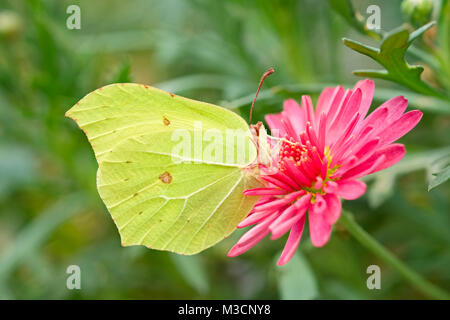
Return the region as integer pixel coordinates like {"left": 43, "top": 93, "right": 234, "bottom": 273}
{"left": 340, "top": 210, "right": 450, "bottom": 300}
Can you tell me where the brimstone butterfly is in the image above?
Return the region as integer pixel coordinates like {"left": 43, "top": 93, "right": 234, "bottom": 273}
{"left": 66, "top": 74, "right": 274, "bottom": 255}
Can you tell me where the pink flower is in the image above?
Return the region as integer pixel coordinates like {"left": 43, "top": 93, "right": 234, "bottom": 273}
{"left": 229, "top": 79, "right": 423, "bottom": 266}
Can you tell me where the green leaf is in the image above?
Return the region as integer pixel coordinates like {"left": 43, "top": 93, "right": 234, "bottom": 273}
{"left": 408, "top": 21, "right": 434, "bottom": 45}
{"left": 344, "top": 22, "right": 449, "bottom": 100}
{"left": 352, "top": 69, "right": 390, "bottom": 80}
{"left": 428, "top": 152, "right": 450, "bottom": 191}
{"left": 171, "top": 254, "right": 209, "bottom": 294}
{"left": 66, "top": 83, "right": 262, "bottom": 255}
{"left": 428, "top": 167, "right": 450, "bottom": 191}
{"left": 341, "top": 39, "right": 379, "bottom": 60}
{"left": 276, "top": 252, "right": 318, "bottom": 300}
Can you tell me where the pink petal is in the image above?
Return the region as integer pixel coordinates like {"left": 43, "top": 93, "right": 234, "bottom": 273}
{"left": 253, "top": 197, "right": 288, "bottom": 213}
{"left": 228, "top": 212, "right": 278, "bottom": 257}
{"left": 284, "top": 159, "right": 312, "bottom": 186}
{"left": 243, "top": 188, "right": 288, "bottom": 196}
{"left": 326, "top": 89, "right": 352, "bottom": 145}
{"left": 330, "top": 112, "right": 360, "bottom": 156}
{"left": 343, "top": 88, "right": 363, "bottom": 122}
{"left": 227, "top": 230, "right": 268, "bottom": 257}
{"left": 336, "top": 180, "right": 367, "bottom": 200}
{"left": 269, "top": 204, "right": 307, "bottom": 240}
{"left": 349, "top": 125, "right": 374, "bottom": 152}
{"left": 308, "top": 204, "right": 332, "bottom": 247}
{"left": 280, "top": 118, "right": 299, "bottom": 140}
{"left": 283, "top": 99, "right": 305, "bottom": 135}
{"left": 368, "top": 144, "right": 406, "bottom": 174}
{"left": 313, "top": 194, "right": 327, "bottom": 214}
{"left": 269, "top": 194, "right": 311, "bottom": 239}
{"left": 352, "top": 79, "right": 374, "bottom": 118}
{"left": 237, "top": 210, "right": 274, "bottom": 228}
{"left": 324, "top": 194, "right": 342, "bottom": 224}
{"left": 269, "top": 205, "right": 298, "bottom": 231}
{"left": 277, "top": 217, "right": 306, "bottom": 266}
{"left": 302, "top": 95, "right": 316, "bottom": 129}
{"left": 306, "top": 124, "right": 321, "bottom": 151}
{"left": 379, "top": 110, "right": 423, "bottom": 145}
{"left": 323, "top": 86, "right": 346, "bottom": 123}
{"left": 272, "top": 170, "right": 302, "bottom": 190}
{"left": 317, "top": 112, "right": 327, "bottom": 152}
{"left": 342, "top": 144, "right": 405, "bottom": 179}
{"left": 358, "top": 107, "right": 388, "bottom": 136}
{"left": 254, "top": 190, "right": 304, "bottom": 214}
{"left": 381, "top": 96, "right": 408, "bottom": 123}
{"left": 356, "top": 154, "right": 386, "bottom": 178}
{"left": 335, "top": 155, "right": 358, "bottom": 176}
{"left": 265, "top": 113, "right": 286, "bottom": 137}
{"left": 320, "top": 156, "right": 328, "bottom": 179}
{"left": 314, "top": 177, "right": 323, "bottom": 190}
{"left": 261, "top": 175, "right": 294, "bottom": 191}
{"left": 324, "top": 180, "right": 338, "bottom": 193}
{"left": 283, "top": 99, "right": 302, "bottom": 115}
{"left": 315, "top": 87, "right": 336, "bottom": 117}
{"left": 253, "top": 197, "right": 273, "bottom": 208}
{"left": 330, "top": 89, "right": 362, "bottom": 137}
{"left": 270, "top": 193, "right": 311, "bottom": 229}
{"left": 335, "top": 127, "right": 378, "bottom": 164}
{"left": 353, "top": 137, "right": 380, "bottom": 160}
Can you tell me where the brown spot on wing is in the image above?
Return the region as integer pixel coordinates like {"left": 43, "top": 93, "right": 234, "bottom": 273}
{"left": 163, "top": 117, "right": 170, "bottom": 126}
{"left": 159, "top": 171, "right": 172, "bottom": 184}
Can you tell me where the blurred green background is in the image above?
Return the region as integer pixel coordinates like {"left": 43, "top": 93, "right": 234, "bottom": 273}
{"left": 0, "top": 0, "right": 449, "bottom": 299}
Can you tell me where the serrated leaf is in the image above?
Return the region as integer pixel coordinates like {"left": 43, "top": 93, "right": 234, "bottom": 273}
{"left": 344, "top": 22, "right": 449, "bottom": 100}
{"left": 428, "top": 166, "right": 450, "bottom": 191}
{"left": 353, "top": 69, "right": 391, "bottom": 80}
{"left": 342, "top": 38, "right": 380, "bottom": 60}
{"left": 380, "top": 27, "right": 410, "bottom": 51}
{"left": 408, "top": 21, "right": 435, "bottom": 45}
{"left": 428, "top": 152, "right": 450, "bottom": 191}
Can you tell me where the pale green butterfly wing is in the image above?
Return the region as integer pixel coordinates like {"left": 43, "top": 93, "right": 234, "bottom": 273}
{"left": 66, "top": 83, "right": 261, "bottom": 254}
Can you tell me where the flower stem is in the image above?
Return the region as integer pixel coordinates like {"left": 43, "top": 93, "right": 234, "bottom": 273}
{"left": 340, "top": 210, "right": 450, "bottom": 300}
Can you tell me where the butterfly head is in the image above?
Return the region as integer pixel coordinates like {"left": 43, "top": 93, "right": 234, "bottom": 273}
{"left": 250, "top": 121, "right": 282, "bottom": 170}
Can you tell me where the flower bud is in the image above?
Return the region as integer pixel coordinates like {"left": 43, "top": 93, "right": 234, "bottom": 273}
{"left": 0, "top": 11, "right": 23, "bottom": 41}
{"left": 401, "top": 0, "right": 434, "bottom": 28}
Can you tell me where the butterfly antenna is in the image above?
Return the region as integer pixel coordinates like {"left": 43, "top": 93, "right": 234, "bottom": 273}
{"left": 249, "top": 67, "right": 274, "bottom": 124}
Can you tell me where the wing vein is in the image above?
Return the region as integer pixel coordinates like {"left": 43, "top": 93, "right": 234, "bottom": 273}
{"left": 182, "top": 174, "right": 243, "bottom": 253}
